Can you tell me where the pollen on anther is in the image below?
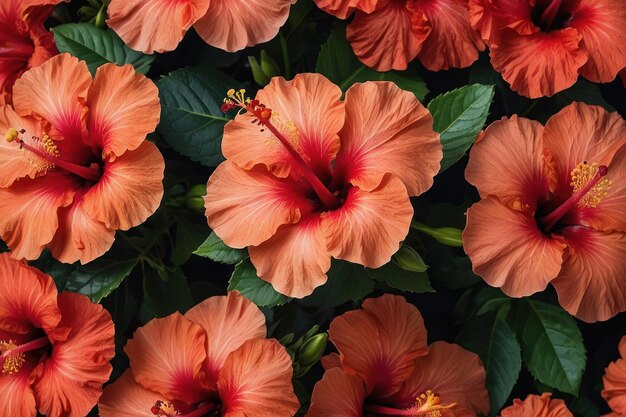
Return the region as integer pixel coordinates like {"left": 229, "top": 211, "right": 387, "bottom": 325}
{"left": 570, "top": 161, "right": 611, "bottom": 208}
{"left": 1, "top": 340, "right": 26, "bottom": 375}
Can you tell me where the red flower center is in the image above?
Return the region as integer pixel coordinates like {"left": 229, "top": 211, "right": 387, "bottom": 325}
{"left": 534, "top": 0, "right": 572, "bottom": 31}
{"left": 5, "top": 127, "right": 102, "bottom": 182}
{"left": 151, "top": 400, "right": 221, "bottom": 417}
{"left": 0, "top": 336, "right": 50, "bottom": 375}
{"left": 364, "top": 390, "right": 456, "bottom": 417}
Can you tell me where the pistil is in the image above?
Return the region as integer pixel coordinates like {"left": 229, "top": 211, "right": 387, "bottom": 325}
{"left": 364, "top": 391, "right": 455, "bottom": 417}
{"left": 0, "top": 337, "right": 50, "bottom": 374}
{"left": 540, "top": 0, "right": 565, "bottom": 30}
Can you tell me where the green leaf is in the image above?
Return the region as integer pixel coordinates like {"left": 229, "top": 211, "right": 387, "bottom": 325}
{"left": 228, "top": 259, "right": 291, "bottom": 307}
{"left": 170, "top": 214, "right": 210, "bottom": 266}
{"left": 53, "top": 23, "right": 154, "bottom": 75}
{"left": 428, "top": 84, "right": 495, "bottom": 171}
{"left": 65, "top": 258, "right": 138, "bottom": 302}
{"left": 457, "top": 312, "right": 522, "bottom": 416}
{"left": 316, "top": 25, "right": 428, "bottom": 100}
{"left": 143, "top": 267, "right": 195, "bottom": 317}
{"left": 300, "top": 260, "right": 375, "bottom": 308}
{"left": 514, "top": 299, "right": 586, "bottom": 395}
{"left": 194, "top": 231, "right": 247, "bottom": 264}
{"left": 158, "top": 67, "right": 239, "bottom": 167}
{"left": 367, "top": 261, "right": 433, "bottom": 293}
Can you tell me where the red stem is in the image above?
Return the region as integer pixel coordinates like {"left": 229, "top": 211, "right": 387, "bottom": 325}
{"left": 540, "top": 0, "right": 564, "bottom": 29}
{"left": 0, "top": 337, "right": 49, "bottom": 359}
{"left": 19, "top": 140, "right": 101, "bottom": 182}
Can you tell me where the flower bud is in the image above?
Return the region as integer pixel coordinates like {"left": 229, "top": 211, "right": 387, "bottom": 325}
{"left": 430, "top": 227, "right": 463, "bottom": 247}
{"left": 298, "top": 333, "right": 328, "bottom": 367}
{"left": 249, "top": 51, "right": 280, "bottom": 86}
{"left": 185, "top": 184, "right": 206, "bottom": 213}
{"left": 393, "top": 245, "right": 428, "bottom": 272}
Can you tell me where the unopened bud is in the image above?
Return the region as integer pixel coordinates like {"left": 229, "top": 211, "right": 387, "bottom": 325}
{"left": 185, "top": 184, "right": 206, "bottom": 213}
{"left": 393, "top": 245, "right": 428, "bottom": 272}
{"left": 298, "top": 333, "right": 328, "bottom": 367}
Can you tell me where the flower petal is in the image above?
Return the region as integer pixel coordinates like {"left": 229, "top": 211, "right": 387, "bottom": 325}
{"left": 0, "top": 172, "right": 77, "bottom": 260}
{"left": 414, "top": 0, "right": 485, "bottom": 71}
{"left": 0, "top": 253, "right": 59, "bottom": 335}
{"left": 248, "top": 216, "right": 331, "bottom": 298}
{"left": 552, "top": 227, "right": 626, "bottom": 322}
{"left": 335, "top": 81, "right": 441, "bottom": 196}
{"left": 31, "top": 292, "right": 115, "bottom": 417}
{"left": 218, "top": 339, "right": 299, "bottom": 417}
{"left": 99, "top": 370, "right": 162, "bottom": 417}
{"left": 48, "top": 193, "right": 115, "bottom": 265}
{"left": 0, "top": 107, "right": 42, "bottom": 187}
{"left": 0, "top": 355, "right": 37, "bottom": 417}
{"left": 489, "top": 29, "right": 587, "bottom": 98}
{"left": 565, "top": 0, "right": 626, "bottom": 83}
{"left": 347, "top": 2, "right": 430, "bottom": 71}
{"left": 86, "top": 63, "right": 160, "bottom": 159}
{"left": 602, "top": 337, "right": 626, "bottom": 416}
{"left": 465, "top": 115, "right": 550, "bottom": 210}
{"left": 463, "top": 197, "right": 566, "bottom": 297}
{"left": 328, "top": 294, "right": 428, "bottom": 400}
{"left": 82, "top": 141, "right": 164, "bottom": 231}
{"left": 106, "top": 0, "right": 210, "bottom": 54}
{"left": 124, "top": 313, "right": 208, "bottom": 404}
{"left": 307, "top": 368, "right": 366, "bottom": 417}
{"left": 468, "top": 0, "right": 537, "bottom": 46}
{"left": 184, "top": 292, "right": 266, "bottom": 383}
{"left": 501, "top": 394, "right": 573, "bottom": 417}
{"left": 194, "top": 0, "right": 295, "bottom": 52}
{"left": 313, "top": 0, "right": 378, "bottom": 19}
{"left": 204, "top": 161, "right": 311, "bottom": 248}
{"left": 323, "top": 173, "right": 414, "bottom": 268}
{"left": 390, "top": 341, "right": 490, "bottom": 416}
{"left": 222, "top": 73, "right": 344, "bottom": 179}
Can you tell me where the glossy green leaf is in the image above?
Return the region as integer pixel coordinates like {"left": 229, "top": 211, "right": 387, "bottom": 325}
{"left": 428, "top": 84, "right": 495, "bottom": 171}
{"left": 170, "top": 215, "right": 210, "bottom": 266}
{"left": 53, "top": 23, "right": 154, "bottom": 75}
{"left": 143, "top": 266, "right": 195, "bottom": 317}
{"left": 367, "top": 261, "right": 434, "bottom": 293}
{"left": 158, "top": 67, "right": 239, "bottom": 167}
{"left": 65, "top": 258, "right": 138, "bottom": 302}
{"left": 228, "top": 259, "right": 291, "bottom": 307}
{"left": 300, "top": 260, "right": 375, "bottom": 308}
{"left": 316, "top": 25, "right": 428, "bottom": 100}
{"left": 194, "top": 231, "right": 247, "bottom": 264}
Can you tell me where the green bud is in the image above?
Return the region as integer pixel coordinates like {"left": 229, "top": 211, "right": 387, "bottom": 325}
{"left": 297, "top": 333, "right": 328, "bottom": 367}
{"left": 94, "top": 6, "right": 106, "bottom": 28}
{"left": 185, "top": 184, "right": 206, "bottom": 213}
{"left": 430, "top": 227, "right": 463, "bottom": 247}
{"left": 248, "top": 56, "right": 270, "bottom": 86}
{"left": 259, "top": 51, "right": 280, "bottom": 79}
{"left": 393, "top": 245, "right": 428, "bottom": 272}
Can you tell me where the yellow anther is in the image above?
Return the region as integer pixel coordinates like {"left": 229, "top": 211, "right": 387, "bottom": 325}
{"left": 41, "top": 133, "right": 60, "bottom": 157}
{"left": 1, "top": 340, "right": 26, "bottom": 375}
{"left": 414, "top": 390, "right": 457, "bottom": 417}
{"left": 5, "top": 128, "right": 18, "bottom": 142}
{"left": 571, "top": 162, "right": 611, "bottom": 208}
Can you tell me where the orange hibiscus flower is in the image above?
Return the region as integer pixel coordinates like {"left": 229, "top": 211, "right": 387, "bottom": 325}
{"left": 0, "top": 253, "right": 115, "bottom": 417}
{"left": 469, "top": 0, "right": 626, "bottom": 98}
{"left": 106, "top": 0, "right": 295, "bottom": 54}
{"left": 0, "top": 53, "right": 164, "bottom": 264}
{"left": 306, "top": 294, "right": 489, "bottom": 417}
{"left": 500, "top": 394, "right": 573, "bottom": 417}
{"left": 464, "top": 102, "right": 626, "bottom": 322}
{"left": 602, "top": 336, "right": 626, "bottom": 417}
{"left": 0, "top": 0, "right": 61, "bottom": 104}
{"left": 314, "top": 0, "right": 485, "bottom": 71}
{"left": 98, "top": 291, "right": 299, "bottom": 417}
{"left": 204, "top": 74, "right": 442, "bottom": 297}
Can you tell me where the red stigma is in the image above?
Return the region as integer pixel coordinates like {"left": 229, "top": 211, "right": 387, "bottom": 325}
{"left": 599, "top": 165, "right": 608, "bottom": 176}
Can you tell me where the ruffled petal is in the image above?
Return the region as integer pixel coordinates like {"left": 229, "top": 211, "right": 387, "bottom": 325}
{"left": 328, "top": 294, "right": 428, "bottom": 400}
{"left": 99, "top": 370, "right": 162, "bottom": 417}
{"left": 313, "top": 0, "right": 379, "bottom": 19}
{"left": 0, "top": 172, "right": 77, "bottom": 260}
{"left": 307, "top": 368, "right": 366, "bottom": 417}
{"left": 248, "top": 216, "right": 331, "bottom": 298}
{"left": 106, "top": 0, "right": 211, "bottom": 54}
{"left": 0, "top": 107, "right": 42, "bottom": 187}
{"left": 413, "top": 0, "right": 485, "bottom": 71}
{"left": 335, "top": 81, "right": 441, "bottom": 196}
{"left": 124, "top": 313, "right": 208, "bottom": 404}
{"left": 222, "top": 74, "right": 344, "bottom": 179}
{"left": 465, "top": 115, "right": 550, "bottom": 210}
{"left": 552, "top": 227, "right": 626, "bottom": 323}
{"left": 31, "top": 292, "right": 115, "bottom": 417}
{"left": 564, "top": 0, "right": 626, "bottom": 83}
{"left": 82, "top": 141, "right": 164, "bottom": 231}
{"left": 194, "top": 0, "right": 295, "bottom": 52}
{"left": 468, "top": 0, "right": 537, "bottom": 46}
{"left": 48, "top": 194, "right": 116, "bottom": 265}
{"left": 602, "top": 337, "right": 626, "bottom": 416}
{"left": 0, "top": 253, "right": 59, "bottom": 336}
{"left": 204, "top": 161, "right": 312, "bottom": 248}
{"left": 390, "top": 341, "right": 490, "bottom": 416}
{"left": 489, "top": 29, "right": 587, "bottom": 98}
{"left": 500, "top": 394, "right": 573, "bottom": 417}
{"left": 464, "top": 197, "right": 566, "bottom": 297}
{"left": 0, "top": 355, "right": 37, "bottom": 417}
{"left": 86, "top": 63, "right": 160, "bottom": 159}
{"left": 218, "top": 339, "right": 299, "bottom": 417}
{"left": 323, "top": 173, "right": 414, "bottom": 268}
{"left": 347, "top": 2, "right": 430, "bottom": 71}
{"left": 184, "top": 292, "right": 266, "bottom": 383}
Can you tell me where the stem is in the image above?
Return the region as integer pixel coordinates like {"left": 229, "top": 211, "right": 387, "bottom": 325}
{"left": 19, "top": 140, "right": 101, "bottom": 182}
{"left": 539, "top": 166, "right": 607, "bottom": 231}
{"left": 540, "top": 0, "right": 564, "bottom": 29}
{"left": 1, "top": 337, "right": 49, "bottom": 359}
{"left": 410, "top": 221, "right": 463, "bottom": 247}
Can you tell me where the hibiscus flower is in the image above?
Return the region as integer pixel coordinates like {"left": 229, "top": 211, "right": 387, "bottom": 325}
{"left": 106, "top": 0, "right": 296, "bottom": 54}
{"left": 602, "top": 336, "right": 626, "bottom": 417}
{"left": 0, "top": 0, "right": 61, "bottom": 104}
{"left": 204, "top": 74, "right": 442, "bottom": 297}
{"left": 306, "top": 294, "right": 489, "bottom": 417}
{"left": 98, "top": 291, "right": 299, "bottom": 417}
{"left": 469, "top": 0, "right": 626, "bottom": 98}
{"left": 0, "top": 253, "right": 115, "bottom": 417}
{"left": 314, "top": 0, "right": 485, "bottom": 71}
{"left": 500, "top": 394, "right": 573, "bottom": 417}
{"left": 464, "top": 102, "right": 626, "bottom": 322}
{"left": 0, "top": 53, "right": 164, "bottom": 264}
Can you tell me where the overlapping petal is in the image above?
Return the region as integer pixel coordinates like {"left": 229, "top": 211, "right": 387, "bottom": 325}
{"left": 0, "top": 108, "right": 42, "bottom": 187}
{"left": 307, "top": 368, "right": 366, "bottom": 417}
{"left": 98, "top": 370, "right": 162, "bottom": 417}
{"left": 500, "top": 394, "right": 573, "bottom": 417}
{"left": 602, "top": 337, "right": 626, "bottom": 417}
